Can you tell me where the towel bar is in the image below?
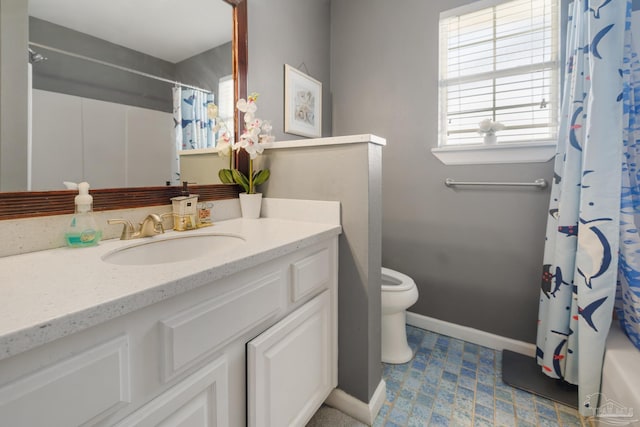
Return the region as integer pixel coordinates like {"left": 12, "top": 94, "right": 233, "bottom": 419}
{"left": 444, "top": 178, "right": 547, "bottom": 188}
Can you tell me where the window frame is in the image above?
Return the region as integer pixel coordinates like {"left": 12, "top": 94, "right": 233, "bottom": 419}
{"left": 432, "top": 0, "right": 560, "bottom": 165}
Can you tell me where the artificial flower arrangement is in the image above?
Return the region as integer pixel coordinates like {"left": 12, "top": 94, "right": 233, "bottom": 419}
{"left": 478, "top": 118, "right": 505, "bottom": 136}
{"left": 213, "top": 93, "right": 274, "bottom": 194}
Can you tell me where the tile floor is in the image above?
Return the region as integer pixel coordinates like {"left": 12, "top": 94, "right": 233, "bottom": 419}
{"left": 373, "top": 326, "right": 589, "bottom": 427}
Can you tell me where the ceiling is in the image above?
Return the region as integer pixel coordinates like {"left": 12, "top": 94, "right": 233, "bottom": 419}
{"left": 28, "top": 0, "right": 233, "bottom": 63}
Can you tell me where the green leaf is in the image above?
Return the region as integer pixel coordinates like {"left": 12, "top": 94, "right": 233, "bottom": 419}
{"left": 252, "top": 169, "right": 271, "bottom": 187}
{"left": 231, "top": 169, "right": 250, "bottom": 193}
{"left": 218, "top": 169, "right": 235, "bottom": 184}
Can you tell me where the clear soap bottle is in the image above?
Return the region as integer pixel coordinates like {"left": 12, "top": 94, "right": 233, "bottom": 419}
{"left": 65, "top": 182, "right": 102, "bottom": 247}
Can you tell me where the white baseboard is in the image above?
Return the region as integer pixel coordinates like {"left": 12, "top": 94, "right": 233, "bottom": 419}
{"left": 406, "top": 311, "right": 536, "bottom": 357}
{"left": 324, "top": 379, "right": 386, "bottom": 426}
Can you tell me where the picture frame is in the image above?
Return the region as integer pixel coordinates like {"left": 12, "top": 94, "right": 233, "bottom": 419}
{"left": 284, "top": 64, "right": 322, "bottom": 138}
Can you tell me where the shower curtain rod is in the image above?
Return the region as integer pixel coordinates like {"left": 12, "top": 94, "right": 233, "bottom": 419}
{"left": 28, "top": 42, "right": 212, "bottom": 94}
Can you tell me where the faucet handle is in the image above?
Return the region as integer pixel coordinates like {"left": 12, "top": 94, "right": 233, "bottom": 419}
{"left": 107, "top": 218, "right": 136, "bottom": 240}
{"left": 139, "top": 214, "right": 165, "bottom": 237}
{"left": 149, "top": 213, "right": 165, "bottom": 234}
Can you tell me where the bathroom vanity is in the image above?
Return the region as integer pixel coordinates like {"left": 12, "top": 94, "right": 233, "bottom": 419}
{"left": 0, "top": 212, "right": 340, "bottom": 426}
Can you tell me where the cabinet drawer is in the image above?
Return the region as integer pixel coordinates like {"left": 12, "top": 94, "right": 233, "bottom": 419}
{"left": 0, "top": 335, "right": 130, "bottom": 427}
{"left": 160, "top": 271, "right": 283, "bottom": 380}
{"left": 290, "top": 248, "right": 330, "bottom": 302}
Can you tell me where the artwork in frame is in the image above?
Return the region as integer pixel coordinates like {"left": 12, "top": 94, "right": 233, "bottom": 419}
{"left": 284, "top": 64, "right": 322, "bottom": 138}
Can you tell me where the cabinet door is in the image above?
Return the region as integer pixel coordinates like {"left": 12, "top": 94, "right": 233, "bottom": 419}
{"left": 248, "top": 290, "right": 332, "bottom": 427}
{"left": 115, "top": 356, "right": 228, "bottom": 427}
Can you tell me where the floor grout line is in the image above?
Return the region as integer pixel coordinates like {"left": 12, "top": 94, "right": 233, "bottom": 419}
{"left": 373, "top": 325, "right": 589, "bottom": 427}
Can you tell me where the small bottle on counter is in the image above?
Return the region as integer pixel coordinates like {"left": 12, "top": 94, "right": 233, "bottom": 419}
{"left": 197, "top": 202, "right": 214, "bottom": 226}
{"left": 64, "top": 182, "right": 102, "bottom": 247}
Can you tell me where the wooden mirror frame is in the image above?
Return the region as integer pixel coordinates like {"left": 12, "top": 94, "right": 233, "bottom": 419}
{"left": 0, "top": 0, "right": 248, "bottom": 220}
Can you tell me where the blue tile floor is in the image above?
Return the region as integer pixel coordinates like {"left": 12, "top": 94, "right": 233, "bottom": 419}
{"left": 373, "top": 326, "right": 588, "bottom": 427}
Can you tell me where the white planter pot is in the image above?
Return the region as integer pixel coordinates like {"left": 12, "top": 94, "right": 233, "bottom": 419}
{"left": 484, "top": 134, "right": 497, "bottom": 145}
{"left": 239, "top": 193, "right": 263, "bottom": 219}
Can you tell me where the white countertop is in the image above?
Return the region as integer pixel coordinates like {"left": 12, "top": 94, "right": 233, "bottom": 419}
{"left": 0, "top": 217, "right": 341, "bottom": 361}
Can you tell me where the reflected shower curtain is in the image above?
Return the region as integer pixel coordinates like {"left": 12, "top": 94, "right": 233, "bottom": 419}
{"left": 171, "top": 86, "right": 182, "bottom": 185}
{"left": 172, "top": 87, "right": 215, "bottom": 151}
{"left": 536, "top": 0, "right": 623, "bottom": 416}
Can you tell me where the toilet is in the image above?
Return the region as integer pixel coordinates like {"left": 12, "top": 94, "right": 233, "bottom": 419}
{"left": 381, "top": 267, "right": 419, "bottom": 364}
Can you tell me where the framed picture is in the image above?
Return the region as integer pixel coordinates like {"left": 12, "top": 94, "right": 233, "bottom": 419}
{"left": 284, "top": 64, "right": 322, "bottom": 138}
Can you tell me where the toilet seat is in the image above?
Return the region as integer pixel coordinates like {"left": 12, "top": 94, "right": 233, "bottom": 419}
{"left": 381, "top": 267, "right": 416, "bottom": 292}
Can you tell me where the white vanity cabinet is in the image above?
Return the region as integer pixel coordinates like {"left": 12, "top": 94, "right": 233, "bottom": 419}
{"left": 248, "top": 290, "right": 333, "bottom": 427}
{"left": 0, "top": 235, "right": 338, "bottom": 427}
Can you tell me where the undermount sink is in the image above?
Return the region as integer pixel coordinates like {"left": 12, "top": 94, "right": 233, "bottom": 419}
{"left": 102, "top": 233, "right": 246, "bottom": 266}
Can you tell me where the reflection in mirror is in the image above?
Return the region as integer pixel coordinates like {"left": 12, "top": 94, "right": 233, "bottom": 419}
{"left": 1, "top": 0, "right": 235, "bottom": 192}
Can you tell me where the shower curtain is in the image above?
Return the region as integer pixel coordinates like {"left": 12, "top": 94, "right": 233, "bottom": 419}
{"left": 618, "top": 5, "right": 640, "bottom": 353}
{"left": 172, "top": 87, "right": 216, "bottom": 151}
{"left": 171, "top": 87, "right": 182, "bottom": 185}
{"left": 171, "top": 86, "right": 216, "bottom": 185}
{"left": 536, "top": 0, "right": 624, "bottom": 416}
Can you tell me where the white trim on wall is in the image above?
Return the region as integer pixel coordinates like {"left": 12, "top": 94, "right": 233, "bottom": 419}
{"left": 324, "top": 379, "right": 386, "bottom": 425}
{"left": 406, "top": 311, "right": 536, "bottom": 357}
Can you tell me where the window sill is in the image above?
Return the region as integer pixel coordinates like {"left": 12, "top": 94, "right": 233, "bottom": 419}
{"left": 431, "top": 142, "right": 556, "bottom": 165}
{"left": 178, "top": 147, "right": 222, "bottom": 156}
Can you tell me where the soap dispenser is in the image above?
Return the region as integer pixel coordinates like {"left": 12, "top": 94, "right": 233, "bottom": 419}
{"left": 170, "top": 181, "right": 199, "bottom": 231}
{"left": 65, "top": 182, "right": 102, "bottom": 247}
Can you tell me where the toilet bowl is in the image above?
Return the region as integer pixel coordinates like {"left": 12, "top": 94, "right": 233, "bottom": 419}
{"left": 381, "top": 267, "right": 419, "bottom": 364}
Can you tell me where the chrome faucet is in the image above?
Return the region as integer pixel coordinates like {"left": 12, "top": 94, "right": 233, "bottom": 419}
{"left": 107, "top": 214, "right": 166, "bottom": 240}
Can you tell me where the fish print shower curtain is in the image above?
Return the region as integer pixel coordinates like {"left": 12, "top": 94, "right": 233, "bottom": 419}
{"left": 172, "top": 87, "right": 216, "bottom": 151}
{"left": 171, "top": 86, "right": 182, "bottom": 185}
{"left": 618, "top": 3, "right": 640, "bottom": 355}
{"left": 536, "top": 0, "right": 624, "bottom": 416}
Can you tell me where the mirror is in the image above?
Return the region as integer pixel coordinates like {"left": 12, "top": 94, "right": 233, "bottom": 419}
{"left": 0, "top": 0, "right": 247, "bottom": 218}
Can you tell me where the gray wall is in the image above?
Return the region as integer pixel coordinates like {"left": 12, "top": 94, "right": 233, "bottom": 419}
{"left": 0, "top": 0, "right": 29, "bottom": 191}
{"left": 175, "top": 41, "right": 233, "bottom": 101}
{"left": 248, "top": 0, "right": 332, "bottom": 140}
{"left": 29, "top": 19, "right": 232, "bottom": 113}
{"left": 247, "top": 0, "right": 386, "bottom": 403}
{"left": 260, "top": 142, "right": 383, "bottom": 404}
{"left": 29, "top": 17, "right": 176, "bottom": 113}
{"left": 331, "top": 0, "right": 555, "bottom": 344}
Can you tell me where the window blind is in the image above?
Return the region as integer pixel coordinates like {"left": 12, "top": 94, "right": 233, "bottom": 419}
{"left": 439, "top": 0, "right": 559, "bottom": 146}
{"left": 217, "top": 75, "right": 235, "bottom": 142}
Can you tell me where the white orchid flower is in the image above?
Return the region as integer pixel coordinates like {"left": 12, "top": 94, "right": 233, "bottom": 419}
{"left": 237, "top": 98, "right": 257, "bottom": 114}
{"left": 478, "top": 119, "right": 493, "bottom": 132}
{"left": 478, "top": 119, "right": 505, "bottom": 135}
{"left": 244, "top": 139, "right": 264, "bottom": 159}
{"left": 236, "top": 129, "right": 263, "bottom": 159}
{"left": 246, "top": 144, "right": 265, "bottom": 159}
{"left": 247, "top": 118, "right": 263, "bottom": 131}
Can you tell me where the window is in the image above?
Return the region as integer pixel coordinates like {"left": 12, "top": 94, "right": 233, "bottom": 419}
{"left": 434, "top": 0, "right": 559, "bottom": 164}
{"left": 217, "top": 75, "right": 235, "bottom": 143}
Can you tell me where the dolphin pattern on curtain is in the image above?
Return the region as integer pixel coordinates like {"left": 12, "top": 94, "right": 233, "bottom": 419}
{"left": 536, "top": 0, "right": 624, "bottom": 416}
